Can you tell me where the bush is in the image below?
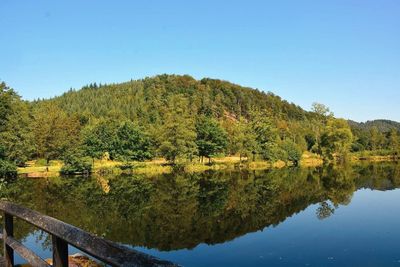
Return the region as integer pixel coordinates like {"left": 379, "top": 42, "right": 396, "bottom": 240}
{"left": 351, "top": 143, "right": 365, "bottom": 152}
{"left": 119, "top": 162, "right": 135, "bottom": 171}
{"left": 261, "top": 143, "right": 286, "bottom": 162}
{"left": 0, "top": 160, "right": 17, "bottom": 179}
{"left": 35, "top": 158, "right": 48, "bottom": 167}
{"left": 281, "top": 140, "right": 302, "bottom": 165}
{"left": 60, "top": 155, "right": 92, "bottom": 175}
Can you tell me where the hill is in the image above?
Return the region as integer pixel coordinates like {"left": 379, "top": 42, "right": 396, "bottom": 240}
{"left": 43, "top": 74, "right": 311, "bottom": 123}
{"left": 349, "top": 120, "right": 400, "bottom": 133}
{"left": 1, "top": 75, "right": 399, "bottom": 174}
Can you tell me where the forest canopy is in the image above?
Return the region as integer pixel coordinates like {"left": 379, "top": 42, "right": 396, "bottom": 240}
{"left": 0, "top": 75, "right": 399, "bottom": 175}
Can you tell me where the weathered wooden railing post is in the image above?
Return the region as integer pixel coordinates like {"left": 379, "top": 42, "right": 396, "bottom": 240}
{"left": 0, "top": 201, "right": 178, "bottom": 267}
{"left": 52, "top": 236, "right": 68, "bottom": 267}
{"left": 4, "top": 212, "right": 14, "bottom": 267}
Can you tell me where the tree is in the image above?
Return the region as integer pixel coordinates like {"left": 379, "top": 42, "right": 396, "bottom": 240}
{"left": 158, "top": 95, "right": 197, "bottom": 163}
{"left": 0, "top": 82, "right": 17, "bottom": 131}
{"left": 82, "top": 119, "right": 118, "bottom": 160}
{"left": 305, "top": 133, "right": 316, "bottom": 151}
{"left": 195, "top": 116, "right": 228, "bottom": 163}
{"left": 0, "top": 83, "right": 34, "bottom": 165}
{"left": 369, "top": 126, "right": 385, "bottom": 150}
{"left": 281, "top": 140, "right": 302, "bottom": 165}
{"left": 388, "top": 129, "right": 400, "bottom": 154}
{"left": 60, "top": 154, "right": 93, "bottom": 175}
{"left": 249, "top": 110, "right": 279, "bottom": 161}
{"left": 316, "top": 201, "right": 335, "bottom": 220}
{"left": 114, "top": 121, "right": 153, "bottom": 161}
{"left": 1, "top": 102, "right": 34, "bottom": 165}
{"left": 225, "top": 118, "right": 258, "bottom": 162}
{"left": 0, "top": 159, "right": 17, "bottom": 179}
{"left": 311, "top": 102, "right": 333, "bottom": 119}
{"left": 320, "top": 119, "right": 353, "bottom": 162}
{"left": 33, "top": 103, "right": 81, "bottom": 164}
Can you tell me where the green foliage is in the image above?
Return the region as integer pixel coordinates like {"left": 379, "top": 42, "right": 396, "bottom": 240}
{"left": 320, "top": 119, "right": 353, "bottom": 161}
{"left": 0, "top": 82, "right": 34, "bottom": 165}
{"left": 387, "top": 129, "right": 400, "bottom": 154}
{"left": 118, "top": 162, "right": 135, "bottom": 171}
{"left": 1, "top": 76, "right": 398, "bottom": 167}
{"left": 83, "top": 120, "right": 153, "bottom": 161}
{"left": 60, "top": 154, "right": 92, "bottom": 175}
{"left": 281, "top": 140, "right": 302, "bottom": 164}
{"left": 114, "top": 121, "right": 153, "bottom": 161}
{"left": 4, "top": 163, "right": 391, "bottom": 251}
{"left": 0, "top": 159, "right": 17, "bottom": 179}
{"left": 33, "top": 102, "right": 81, "bottom": 162}
{"left": 350, "top": 120, "right": 400, "bottom": 153}
{"left": 35, "top": 159, "right": 49, "bottom": 167}
{"left": 249, "top": 110, "right": 280, "bottom": 160}
{"left": 158, "top": 95, "right": 197, "bottom": 163}
{"left": 305, "top": 133, "right": 316, "bottom": 151}
{"left": 0, "top": 82, "right": 17, "bottom": 131}
{"left": 311, "top": 102, "right": 333, "bottom": 119}
{"left": 262, "top": 142, "right": 286, "bottom": 162}
{"left": 82, "top": 119, "right": 118, "bottom": 159}
{"left": 195, "top": 116, "right": 228, "bottom": 160}
{"left": 0, "top": 101, "right": 34, "bottom": 166}
{"left": 224, "top": 118, "right": 258, "bottom": 161}
{"left": 349, "top": 119, "right": 400, "bottom": 133}
{"left": 49, "top": 75, "right": 309, "bottom": 123}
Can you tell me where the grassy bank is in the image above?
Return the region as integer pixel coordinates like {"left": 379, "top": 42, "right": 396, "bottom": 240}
{"left": 17, "top": 152, "right": 398, "bottom": 178}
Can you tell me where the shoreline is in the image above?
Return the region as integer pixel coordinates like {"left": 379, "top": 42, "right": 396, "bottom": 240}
{"left": 16, "top": 154, "right": 399, "bottom": 178}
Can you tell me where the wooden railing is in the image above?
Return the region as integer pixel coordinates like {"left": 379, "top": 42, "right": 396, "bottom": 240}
{"left": 0, "top": 201, "right": 179, "bottom": 267}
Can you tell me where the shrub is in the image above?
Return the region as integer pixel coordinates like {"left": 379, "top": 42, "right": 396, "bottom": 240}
{"left": 261, "top": 143, "right": 286, "bottom": 163}
{"left": 60, "top": 155, "right": 92, "bottom": 175}
{"left": 281, "top": 140, "right": 302, "bottom": 165}
{"left": 119, "top": 162, "right": 135, "bottom": 171}
{"left": 0, "top": 160, "right": 17, "bottom": 179}
{"left": 35, "top": 158, "right": 48, "bottom": 167}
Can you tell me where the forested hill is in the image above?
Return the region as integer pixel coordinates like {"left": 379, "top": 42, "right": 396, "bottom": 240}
{"left": 349, "top": 120, "right": 400, "bottom": 133}
{"left": 1, "top": 75, "right": 399, "bottom": 176}
{"left": 42, "top": 74, "right": 310, "bottom": 122}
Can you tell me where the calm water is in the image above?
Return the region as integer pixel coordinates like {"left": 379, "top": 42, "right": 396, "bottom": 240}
{"left": 2, "top": 163, "right": 400, "bottom": 267}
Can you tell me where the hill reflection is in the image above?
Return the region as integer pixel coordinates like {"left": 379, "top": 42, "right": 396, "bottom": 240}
{"left": 2, "top": 163, "right": 400, "bottom": 251}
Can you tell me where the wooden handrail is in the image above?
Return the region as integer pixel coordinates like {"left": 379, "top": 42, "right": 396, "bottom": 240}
{"left": 0, "top": 201, "right": 179, "bottom": 267}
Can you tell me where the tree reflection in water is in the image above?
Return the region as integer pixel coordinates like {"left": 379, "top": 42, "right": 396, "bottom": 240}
{"left": 1, "top": 163, "right": 399, "bottom": 252}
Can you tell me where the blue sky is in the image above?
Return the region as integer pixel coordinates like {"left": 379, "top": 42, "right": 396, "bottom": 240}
{"left": 1, "top": 0, "right": 399, "bottom": 122}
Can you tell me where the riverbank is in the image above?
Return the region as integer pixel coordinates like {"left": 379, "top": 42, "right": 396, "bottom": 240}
{"left": 17, "top": 152, "right": 398, "bottom": 178}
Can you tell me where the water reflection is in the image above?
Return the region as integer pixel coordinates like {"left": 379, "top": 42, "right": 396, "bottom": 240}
{"left": 1, "top": 163, "right": 400, "bottom": 253}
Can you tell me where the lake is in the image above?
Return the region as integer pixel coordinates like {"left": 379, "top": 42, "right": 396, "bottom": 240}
{"left": 2, "top": 163, "right": 400, "bottom": 266}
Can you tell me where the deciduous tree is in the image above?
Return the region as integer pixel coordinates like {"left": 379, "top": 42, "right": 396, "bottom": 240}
{"left": 158, "top": 95, "right": 197, "bottom": 163}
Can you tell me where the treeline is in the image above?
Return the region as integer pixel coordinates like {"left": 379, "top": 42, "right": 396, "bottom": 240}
{"left": 1, "top": 75, "right": 399, "bottom": 176}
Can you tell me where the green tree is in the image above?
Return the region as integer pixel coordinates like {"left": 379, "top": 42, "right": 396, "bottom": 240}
{"left": 195, "top": 116, "right": 228, "bottom": 163}
{"left": 320, "top": 119, "right": 353, "bottom": 162}
{"left": 281, "top": 140, "right": 302, "bottom": 165}
{"left": 388, "top": 129, "right": 400, "bottom": 154}
{"left": 228, "top": 118, "right": 259, "bottom": 162}
{"left": 369, "top": 126, "right": 385, "bottom": 150}
{"left": 158, "top": 95, "right": 197, "bottom": 163}
{"left": 311, "top": 102, "right": 333, "bottom": 119}
{"left": 114, "top": 121, "right": 153, "bottom": 161}
{"left": 60, "top": 153, "right": 93, "bottom": 175}
{"left": 305, "top": 133, "right": 316, "bottom": 151}
{"left": 0, "top": 82, "right": 16, "bottom": 131}
{"left": 82, "top": 119, "right": 118, "bottom": 160}
{"left": 33, "top": 103, "right": 81, "bottom": 164}
{"left": 249, "top": 110, "right": 279, "bottom": 161}
{"left": 0, "top": 83, "right": 34, "bottom": 165}
{"left": 0, "top": 159, "right": 17, "bottom": 179}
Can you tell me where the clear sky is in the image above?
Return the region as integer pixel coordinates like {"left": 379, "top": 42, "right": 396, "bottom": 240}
{"left": 1, "top": 0, "right": 399, "bottom": 122}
